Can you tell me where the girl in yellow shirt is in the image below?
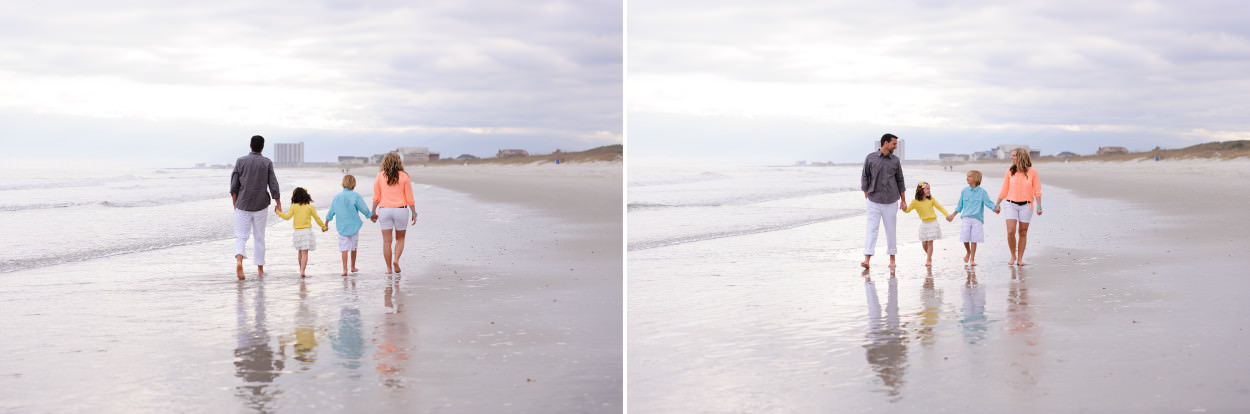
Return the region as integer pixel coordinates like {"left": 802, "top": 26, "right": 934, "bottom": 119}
{"left": 275, "top": 187, "right": 327, "bottom": 278}
{"left": 904, "top": 182, "right": 949, "bottom": 267}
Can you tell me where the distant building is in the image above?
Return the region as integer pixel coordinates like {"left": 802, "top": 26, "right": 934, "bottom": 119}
{"left": 1056, "top": 151, "right": 1078, "bottom": 158}
{"left": 456, "top": 154, "right": 479, "bottom": 161}
{"left": 396, "top": 146, "right": 432, "bottom": 163}
{"left": 428, "top": 152, "right": 440, "bottom": 162}
{"left": 939, "top": 153, "right": 970, "bottom": 162}
{"left": 1097, "top": 146, "right": 1129, "bottom": 155}
{"left": 873, "top": 138, "right": 905, "bottom": 161}
{"left": 337, "top": 156, "right": 369, "bottom": 165}
{"left": 274, "top": 142, "right": 304, "bottom": 166}
{"left": 371, "top": 154, "right": 386, "bottom": 164}
{"left": 497, "top": 149, "right": 530, "bottom": 158}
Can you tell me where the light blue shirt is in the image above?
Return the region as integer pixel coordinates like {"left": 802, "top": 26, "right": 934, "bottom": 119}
{"left": 954, "top": 186, "right": 996, "bottom": 222}
{"left": 325, "top": 189, "right": 373, "bottom": 236}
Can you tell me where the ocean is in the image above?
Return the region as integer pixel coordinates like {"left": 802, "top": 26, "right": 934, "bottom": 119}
{"left": 0, "top": 167, "right": 365, "bottom": 274}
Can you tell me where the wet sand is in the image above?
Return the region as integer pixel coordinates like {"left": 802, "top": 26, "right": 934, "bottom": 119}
{"left": 0, "top": 163, "right": 622, "bottom": 413}
{"left": 627, "top": 159, "right": 1250, "bottom": 412}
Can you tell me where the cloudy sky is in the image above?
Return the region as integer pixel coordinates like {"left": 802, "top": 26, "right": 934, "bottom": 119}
{"left": 0, "top": 0, "right": 621, "bottom": 168}
{"left": 628, "top": 0, "right": 1250, "bottom": 165}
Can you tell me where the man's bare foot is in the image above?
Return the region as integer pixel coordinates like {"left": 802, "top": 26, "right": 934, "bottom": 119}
{"left": 237, "top": 263, "right": 244, "bottom": 280}
{"left": 392, "top": 262, "right": 401, "bottom": 273}
{"left": 257, "top": 266, "right": 265, "bottom": 277}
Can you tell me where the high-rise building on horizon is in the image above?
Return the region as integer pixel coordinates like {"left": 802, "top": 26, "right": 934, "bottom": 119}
{"left": 274, "top": 142, "right": 304, "bottom": 166}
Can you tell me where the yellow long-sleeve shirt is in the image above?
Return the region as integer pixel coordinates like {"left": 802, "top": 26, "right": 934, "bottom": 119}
{"left": 904, "top": 198, "right": 950, "bottom": 223}
{"left": 276, "top": 203, "right": 325, "bottom": 229}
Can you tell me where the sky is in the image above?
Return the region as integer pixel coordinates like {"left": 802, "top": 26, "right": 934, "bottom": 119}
{"left": 627, "top": 0, "right": 1250, "bottom": 165}
{"left": 0, "top": 0, "right": 621, "bottom": 168}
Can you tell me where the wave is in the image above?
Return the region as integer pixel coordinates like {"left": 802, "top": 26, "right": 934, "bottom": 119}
{"left": 0, "top": 228, "right": 237, "bottom": 274}
{"left": 0, "top": 194, "right": 225, "bottom": 212}
{"left": 628, "top": 187, "right": 860, "bottom": 211}
{"left": 628, "top": 171, "right": 731, "bottom": 187}
{"left": 628, "top": 210, "right": 862, "bottom": 251}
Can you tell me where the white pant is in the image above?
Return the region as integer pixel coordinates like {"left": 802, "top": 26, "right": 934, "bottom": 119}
{"left": 234, "top": 208, "right": 269, "bottom": 266}
{"left": 865, "top": 199, "right": 899, "bottom": 256}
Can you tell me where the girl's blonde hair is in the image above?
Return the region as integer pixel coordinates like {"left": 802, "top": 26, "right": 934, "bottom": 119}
{"left": 1010, "top": 148, "right": 1033, "bottom": 175}
{"left": 341, "top": 174, "right": 356, "bottom": 189}
{"left": 380, "top": 152, "right": 405, "bottom": 185}
{"left": 968, "top": 170, "right": 983, "bottom": 186}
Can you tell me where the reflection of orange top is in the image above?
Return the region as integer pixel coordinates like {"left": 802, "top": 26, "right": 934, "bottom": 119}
{"left": 373, "top": 171, "right": 415, "bottom": 208}
{"left": 998, "top": 167, "right": 1041, "bottom": 202}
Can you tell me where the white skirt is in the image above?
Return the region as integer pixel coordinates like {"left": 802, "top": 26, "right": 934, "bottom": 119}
{"left": 292, "top": 228, "right": 317, "bottom": 251}
{"left": 918, "top": 220, "right": 942, "bottom": 241}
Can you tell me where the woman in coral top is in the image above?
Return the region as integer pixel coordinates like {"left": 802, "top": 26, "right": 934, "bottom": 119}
{"left": 995, "top": 148, "right": 1043, "bottom": 266}
{"left": 370, "top": 152, "right": 418, "bottom": 274}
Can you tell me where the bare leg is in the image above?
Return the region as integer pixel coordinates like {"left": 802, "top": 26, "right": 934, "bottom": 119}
{"left": 970, "top": 242, "right": 979, "bottom": 266}
{"left": 862, "top": 255, "right": 871, "bottom": 268}
{"left": 1016, "top": 222, "right": 1031, "bottom": 266}
{"left": 963, "top": 242, "right": 971, "bottom": 263}
{"left": 1005, "top": 219, "right": 1018, "bottom": 266}
{"left": 350, "top": 250, "right": 359, "bottom": 273}
{"left": 888, "top": 254, "right": 896, "bottom": 269}
{"left": 235, "top": 254, "right": 245, "bottom": 280}
{"left": 382, "top": 230, "right": 394, "bottom": 274}
{"left": 924, "top": 241, "right": 933, "bottom": 267}
{"left": 299, "top": 250, "right": 309, "bottom": 277}
{"left": 341, "top": 251, "right": 349, "bottom": 276}
{"left": 257, "top": 265, "right": 264, "bottom": 277}
{"left": 392, "top": 230, "right": 406, "bottom": 273}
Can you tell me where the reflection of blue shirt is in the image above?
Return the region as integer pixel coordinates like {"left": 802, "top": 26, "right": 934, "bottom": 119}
{"left": 332, "top": 308, "right": 364, "bottom": 370}
{"left": 954, "top": 186, "right": 996, "bottom": 222}
{"left": 325, "top": 189, "right": 373, "bottom": 236}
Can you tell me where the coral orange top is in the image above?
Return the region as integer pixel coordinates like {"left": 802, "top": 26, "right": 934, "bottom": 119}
{"left": 998, "top": 167, "right": 1041, "bottom": 203}
{"left": 373, "top": 170, "right": 415, "bottom": 208}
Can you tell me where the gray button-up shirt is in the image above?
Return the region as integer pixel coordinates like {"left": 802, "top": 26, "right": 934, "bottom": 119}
{"left": 230, "top": 152, "right": 280, "bottom": 212}
{"left": 861, "top": 150, "right": 905, "bottom": 204}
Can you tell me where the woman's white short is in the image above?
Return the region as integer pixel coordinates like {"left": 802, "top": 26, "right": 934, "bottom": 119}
{"left": 1002, "top": 201, "right": 1033, "bottom": 223}
{"left": 377, "top": 207, "right": 410, "bottom": 231}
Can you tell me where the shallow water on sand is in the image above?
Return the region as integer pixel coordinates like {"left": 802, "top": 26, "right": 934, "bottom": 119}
{"left": 628, "top": 165, "right": 1250, "bottom": 413}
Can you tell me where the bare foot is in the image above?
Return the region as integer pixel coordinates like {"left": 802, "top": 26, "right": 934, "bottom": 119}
{"left": 236, "top": 263, "right": 244, "bottom": 280}
{"left": 257, "top": 266, "right": 265, "bottom": 277}
{"left": 963, "top": 255, "right": 970, "bottom": 263}
{"left": 300, "top": 273, "right": 306, "bottom": 278}
{"left": 861, "top": 261, "right": 870, "bottom": 269}
{"left": 392, "top": 262, "right": 402, "bottom": 273}
{"left": 925, "top": 261, "right": 932, "bottom": 267}
{"left": 888, "top": 262, "right": 896, "bottom": 269}
{"left": 341, "top": 271, "right": 348, "bottom": 276}
{"left": 1017, "top": 259, "right": 1027, "bottom": 266}
{"left": 970, "top": 261, "right": 978, "bottom": 267}
{"left": 351, "top": 267, "right": 359, "bottom": 273}
{"left": 1007, "top": 258, "right": 1016, "bottom": 266}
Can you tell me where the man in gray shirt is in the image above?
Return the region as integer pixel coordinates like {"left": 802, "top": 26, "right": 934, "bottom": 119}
{"left": 861, "top": 133, "right": 907, "bottom": 269}
{"left": 230, "top": 135, "right": 281, "bottom": 280}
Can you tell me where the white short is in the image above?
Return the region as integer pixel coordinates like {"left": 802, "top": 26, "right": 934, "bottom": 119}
{"left": 292, "top": 228, "right": 316, "bottom": 251}
{"left": 960, "top": 218, "right": 985, "bottom": 243}
{"left": 377, "top": 207, "right": 410, "bottom": 231}
{"left": 918, "top": 220, "right": 942, "bottom": 241}
{"left": 338, "top": 234, "right": 359, "bottom": 251}
{"left": 1002, "top": 201, "right": 1033, "bottom": 223}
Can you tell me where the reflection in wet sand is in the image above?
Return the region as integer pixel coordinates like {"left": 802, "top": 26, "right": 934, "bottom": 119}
{"left": 915, "top": 268, "right": 942, "bottom": 347}
{"left": 332, "top": 276, "right": 365, "bottom": 374}
{"left": 864, "top": 270, "right": 908, "bottom": 401}
{"left": 234, "top": 281, "right": 283, "bottom": 412}
{"left": 282, "top": 280, "right": 320, "bottom": 370}
{"left": 374, "top": 275, "right": 412, "bottom": 389}
{"left": 1006, "top": 266, "right": 1041, "bottom": 389}
{"left": 960, "top": 269, "right": 988, "bottom": 344}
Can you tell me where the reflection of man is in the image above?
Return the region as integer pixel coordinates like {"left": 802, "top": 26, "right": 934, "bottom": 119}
{"left": 861, "top": 134, "right": 907, "bottom": 269}
{"left": 864, "top": 274, "right": 907, "bottom": 401}
{"left": 235, "top": 282, "right": 283, "bottom": 411}
{"left": 230, "top": 135, "right": 281, "bottom": 280}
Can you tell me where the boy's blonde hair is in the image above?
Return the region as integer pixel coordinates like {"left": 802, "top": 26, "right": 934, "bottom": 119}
{"left": 342, "top": 174, "right": 356, "bottom": 189}
{"left": 968, "top": 170, "right": 983, "bottom": 186}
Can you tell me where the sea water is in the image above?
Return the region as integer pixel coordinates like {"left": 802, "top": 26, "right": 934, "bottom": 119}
{"left": 0, "top": 167, "right": 351, "bottom": 273}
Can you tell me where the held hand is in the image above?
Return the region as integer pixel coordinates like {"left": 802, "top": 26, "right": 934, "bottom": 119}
{"left": 274, "top": 205, "right": 280, "bottom": 214}
{"left": 899, "top": 201, "right": 908, "bottom": 211}
{"left": 994, "top": 206, "right": 1001, "bottom": 214}
{"left": 370, "top": 214, "right": 379, "bottom": 223}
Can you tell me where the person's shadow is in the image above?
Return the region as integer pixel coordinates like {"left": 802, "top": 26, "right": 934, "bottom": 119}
{"left": 864, "top": 269, "right": 908, "bottom": 402}
{"left": 234, "top": 280, "right": 283, "bottom": 411}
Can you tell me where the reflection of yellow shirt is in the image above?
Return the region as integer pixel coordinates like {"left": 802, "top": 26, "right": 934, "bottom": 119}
{"left": 276, "top": 204, "right": 325, "bottom": 229}
{"left": 904, "top": 198, "right": 950, "bottom": 223}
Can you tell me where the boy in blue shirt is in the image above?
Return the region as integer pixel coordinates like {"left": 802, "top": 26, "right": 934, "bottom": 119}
{"left": 946, "top": 170, "right": 999, "bottom": 267}
{"left": 324, "top": 175, "right": 375, "bottom": 276}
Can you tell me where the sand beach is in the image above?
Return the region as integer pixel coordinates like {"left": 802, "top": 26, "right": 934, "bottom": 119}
{"left": 0, "top": 162, "right": 622, "bottom": 413}
{"left": 627, "top": 158, "right": 1250, "bottom": 412}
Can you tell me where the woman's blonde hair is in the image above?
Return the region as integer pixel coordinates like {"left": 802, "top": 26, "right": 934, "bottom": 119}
{"left": 1010, "top": 148, "right": 1032, "bottom": 175}
{"left": 380, "top": 152, "right": 404, "bottom": 185}
{"left": 341, "top": 174, "right": 356, "bottom": 189}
